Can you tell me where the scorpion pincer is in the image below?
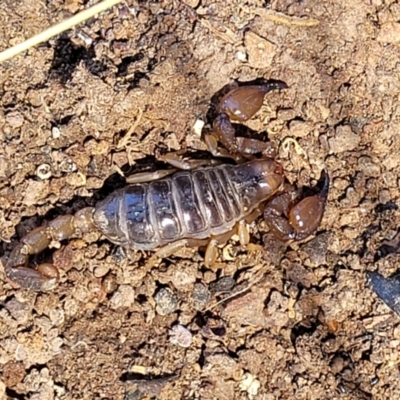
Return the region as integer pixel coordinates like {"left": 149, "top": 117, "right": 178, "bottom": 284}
{"left": 4, "top": 81, "right": 329, "bottom": 291}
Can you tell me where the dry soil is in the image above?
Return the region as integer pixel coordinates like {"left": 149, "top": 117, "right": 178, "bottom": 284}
{"left": 1, "top": 0, "right": 400, "bottom": 399}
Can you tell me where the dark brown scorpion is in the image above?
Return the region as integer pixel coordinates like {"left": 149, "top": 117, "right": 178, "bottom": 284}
{"left": 4, "top": 82, "right": 329, "bottom": 291}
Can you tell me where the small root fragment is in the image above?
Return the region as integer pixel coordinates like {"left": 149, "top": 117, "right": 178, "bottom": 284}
{"left": 204, "top": 265, "right": 268, "bottom": 312}
{"left": 266, "top": 125, "right": 282, "bottom": 136}
{"left": 257, "top": 9, "right": 320, "bottom": 27}
{"left": 199, "top": 18, "right": 238, "bottom": 44}
{"left": 281, "top": 137, "right": 306, "bottom": 156}
{"left": 117, "top": 108, "right": 143, "bottom": 150}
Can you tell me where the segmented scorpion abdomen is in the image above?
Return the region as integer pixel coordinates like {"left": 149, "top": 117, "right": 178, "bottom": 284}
{"left": 93, "top": 159, "right": 284, "bottom": 250}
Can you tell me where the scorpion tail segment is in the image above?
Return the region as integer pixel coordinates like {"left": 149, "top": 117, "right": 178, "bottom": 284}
{"left": 5, "top": 238, "right": 60, "bottom": 291}
{"left": 5, "top": 207, "right": 96, "bottom": 291}
{"left": 218, "top": 82, "right": 288, "bottom": 122}
{"left": 264, "top": 171, "right": 330, "bottom": 242}
{"left": 5, "top": 264, "right": 59, "bottom": 292}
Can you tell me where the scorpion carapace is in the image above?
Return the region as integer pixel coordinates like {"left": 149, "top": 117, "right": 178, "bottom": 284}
{"left": 4, "top": 82, "right": 330, "bottom": 291}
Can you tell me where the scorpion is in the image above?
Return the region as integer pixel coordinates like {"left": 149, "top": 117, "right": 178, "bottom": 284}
{"left": 4, "top": 81, "right": 329, "bottom": 292}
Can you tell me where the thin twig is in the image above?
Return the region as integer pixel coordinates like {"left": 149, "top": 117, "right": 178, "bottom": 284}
{"left": 117, "top": 108, "right": 144, "bottom": 149}
{"left": 204, "top": 284, "right": 252, "bottom": 312}
{"left": 281, "top": 137, "right": 306, "bottom": 155}
{"left": 0, "top": 0, "right": 125, "bottom": 63}
{"left": 204, "top": 266, "right": 267, "bottom": 312}
{"left": 256, "top": 9, "right": 320, "bottom": 27}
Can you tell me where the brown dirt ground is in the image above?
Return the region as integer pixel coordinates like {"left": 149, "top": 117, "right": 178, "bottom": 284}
{"left": 1, "top": 0, "right": 400, "bottom": 399}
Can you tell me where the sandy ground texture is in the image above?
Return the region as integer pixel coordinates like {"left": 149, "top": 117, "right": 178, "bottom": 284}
{"left": 1, "top": 0, "right": 400, "bottom": 399}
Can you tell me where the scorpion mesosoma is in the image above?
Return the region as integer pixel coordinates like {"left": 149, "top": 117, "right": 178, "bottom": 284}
{"left": 5, "top": 82, "right": 329, "bottom": 291}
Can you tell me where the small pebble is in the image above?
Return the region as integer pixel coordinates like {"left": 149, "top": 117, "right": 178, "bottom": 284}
{"left": 36, "top": 164, "right": 52, "bottom": 180}
{"left": 2, "top": 361, "right": 26, "bottom": 387}
{"left": 277, "top": 109, "right": 296, "bottom": 121}
{"left": 102, "top": 274, "right": 117, "bottom": 294}
{"left": 49, "top": 308, "right": 65, "bottom": 327}
{"left": 77, "top": 32, "right": 93, "bottom": 46}
{"left": 328, "top": 125, "right": 360, "bottom": 153}
{"left": 377, "top": 22, "right": 400, "bottom": 44}
{"left": 209, "top": 276, "right": 235, "bottom": 294}
{"left": 110, "top": 285, "right": 135, "bottom": 310}
{"left": 22, "top": 180, "right": 49, "bottom": 206}
{"left": 368, "top": 271, "right": 400, "bottom": 316}
{"left": 5, "top": 298, "right": 30, "bottom": 324}
{"left": 93, "top": 265, "right": 110, "bottom": 278}
{"left": 52, "top": 127, "right": 61, "bottom": 139}
{"left": 289, "top": 120, "right": 313, "bottom": 138}
{"left": 59, "top": 158, "right": 77, "bottom": 173}
{"left": 192, "top": 283, "right": 211, "bottom": 310}
{"left": 236, "top": 50, "right": 247, "bottom": 61}
{"left": 357, "top": 156, "right": 381, "bottom": 178}
{"left": 154, "top": 288, "right": 178, "bottom": 315}
{"left": 245, "top": 30, "right": 277, "bottom": 68}
{"left": 301, "top": 232, "right": 331, "bottom": 266}
{"left": 371, "top": 377, "right": 379, "bottom": 386}
{"left": 169, "top": 324, "right": 192, "bottom": 348}
{"left": 6, "top": 111, "right": 24, "bottom": 128}
{"left": 239, "top": 372, "right": 260, "bottom": 396}
{"left": 263, "top": 233, "right": 287, "bottom": 266}
{"left": 193, "top": 119, "right": 205, "bottom": 136}
{"left": 182, "top": 0, "right": 200, "bottom": 7}
{"left": 330, "top": 356, "right": 345, "bottom": 374}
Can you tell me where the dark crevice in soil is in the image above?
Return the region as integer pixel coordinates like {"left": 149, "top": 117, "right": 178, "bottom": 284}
{"left": 197, "top": 343, "right": 206, "bottom": 368}
{"left": 48, "top": 36, "right": 108, "bottom": 84}
{"left": 116, "top": 53, "right": 145, "bottom": 76}
{"left": 290, "top": 321, "right": 318, "bottom": 346}
{"left": 5, "top": 388, "right": 26, "bottom": 400}
{"left": 374, "top": 200, "right": 398, "bottom": 214}
{"left": 52, "top": 114, "right": 74, "bottom": 127}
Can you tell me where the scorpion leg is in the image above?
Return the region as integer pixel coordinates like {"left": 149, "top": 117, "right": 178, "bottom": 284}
{"left": 237, "top": 207, "right": 267, "bottom": 249}
{"left": 159, "top": 151, "right": 222, "bottom": 170}
{"left": 204, "top": 133, "right": 242, "bottom": 162}
{"left": 204, "top": 228, "right": 238, "bottom": 266}
{"left": 127, "top": 151, "right": 222, "bottom": 184}
{"left": 237, "top": 220, "right": 251, "bottom": 246}
{"left": 128, "top": 153, "right": 222, "bottom": 185}
{"left": 5, "top": 208, "right": 96, "bottom": 291}
{"left": 205, "top": 217, "right": 265, "bottom": 265}
{"left": 148, "top": 228, "right": 239, "bottom": 268}
{"left": 264, "top": 171, "right": 329, "bottom": 241}
{"left": 147, "top": 238, "right": 211, "bottom": 267}
{"left": 126, "top": 169, "right": 178, "bottom": 184}
{"left": 147, "top": 239, "right": 191, "bottom": 267}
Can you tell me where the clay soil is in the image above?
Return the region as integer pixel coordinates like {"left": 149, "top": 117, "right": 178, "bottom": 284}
{"left": 1, "top": 0, "right": 400, "bottom": 399}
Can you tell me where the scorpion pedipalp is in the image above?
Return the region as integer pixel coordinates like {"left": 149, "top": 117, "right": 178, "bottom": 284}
{"left": 263, "top": 171, "right": 329, "bottom": 241}
{"left": 218, "top": 81, "right": 288, "bottom": 122}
